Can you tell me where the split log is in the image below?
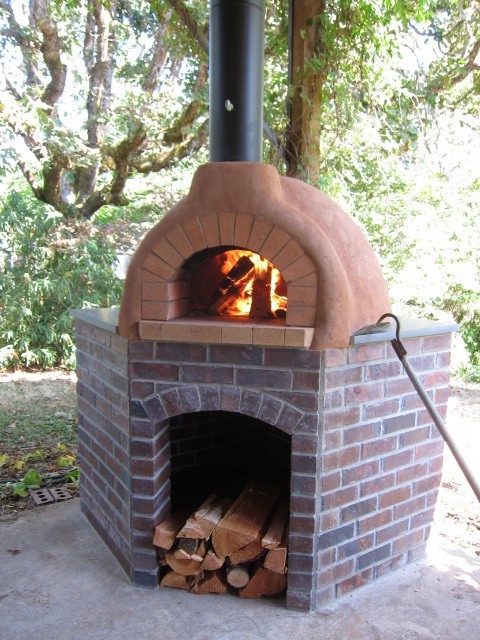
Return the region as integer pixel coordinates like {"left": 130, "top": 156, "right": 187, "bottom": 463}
{"left": 228, "top": 538, "right": 265, "bottom": 564}
{"left": 201, "top": 548, "right": 225, "bottom": 571}
{"left": 174, "top": 537, "right": 199, "bottom": 559}
{"left": 177, "top": 494, "right": 232, "bottom": 540}
{"left": 165, "top": 549, "right": 203, "bottom": 576}
{"left": 212, "top": 481, "right": 281, "bottom": 558}
{"left": 153, "top": 511, "right": 189, "bottom": 550}
{"left": 226, "top": 564, "right": 250, "bottom": 589}
{"left": 249, "top": 263, "right": 273, "bottom": 319}
{"left": 263, "top": 525, "right": 288, "bottom": 574}
{"left": 262, "top": 501, "right": 289, "bottom": 550}
{"left": 238, "top": 563, "right": 287, "bottom": 599}
{"left": 190, "top": 569, "right": 228, "bottom": 595}
{"left": 160, "top": 570, "right": 192, "bottom": 591}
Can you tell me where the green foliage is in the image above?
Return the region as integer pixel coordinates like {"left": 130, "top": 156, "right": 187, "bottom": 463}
{"left": 443, "top": 284, "right": 480, "bottom": 368}
{"left": 0, "top": 184, "right": 123, "bottom": 369}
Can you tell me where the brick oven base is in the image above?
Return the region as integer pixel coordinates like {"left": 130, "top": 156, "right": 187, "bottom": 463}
{"left": 73, "top": 309, "right": 456, "bottom": 611}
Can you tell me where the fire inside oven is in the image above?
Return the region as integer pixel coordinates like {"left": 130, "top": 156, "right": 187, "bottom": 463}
{"left": 188, "top": 249, "right": 288, "bottom": 320}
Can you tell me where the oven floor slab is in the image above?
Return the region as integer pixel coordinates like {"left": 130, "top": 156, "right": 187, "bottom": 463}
{"left": 1, "top": 499, "right": 478, "bottom": 640}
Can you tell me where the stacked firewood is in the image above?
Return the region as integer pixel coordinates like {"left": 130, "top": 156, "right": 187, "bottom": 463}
{"left": 153, "top": 481, "right": 288, "bottom": 598}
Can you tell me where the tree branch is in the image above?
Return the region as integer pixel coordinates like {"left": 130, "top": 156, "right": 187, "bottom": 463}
{"left": 143, "top": 11, "right": 172, "bottom": 94}
{"left": 164, "top": 0, "right": 209, "bottom": 53}
{"left": 30, "top": 0, "right": 67, "bottom": 108}
{"left": 135, "top": 120, "right": 209, "bottom": 173}
{"left": 163, "top": 61, "right": 208, "bottom": 143}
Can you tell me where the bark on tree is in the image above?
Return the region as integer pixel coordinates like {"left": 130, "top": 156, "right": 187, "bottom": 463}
{"left": 286, "top": 0, "right": 327, "bottom": 183}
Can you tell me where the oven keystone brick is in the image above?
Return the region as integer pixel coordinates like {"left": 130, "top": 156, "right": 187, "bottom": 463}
{"left": 200, "top": 214, "right": 220, "bottom": 246}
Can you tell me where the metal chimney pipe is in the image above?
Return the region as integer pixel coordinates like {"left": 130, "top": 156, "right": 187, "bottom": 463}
{"left": 209, "top": 0, "right": 265, "bottom": 163}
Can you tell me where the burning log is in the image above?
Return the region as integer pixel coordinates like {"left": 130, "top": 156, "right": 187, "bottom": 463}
{"left": 209, "top": 256, "right": 255, "bottom": 315}
{"left": 249, "top": 263, "right": 273, "bottom": 319}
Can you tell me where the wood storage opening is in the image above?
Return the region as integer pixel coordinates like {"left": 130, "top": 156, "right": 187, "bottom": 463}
{"left": 157, "top": 411, "right": 292, "bottom": 600}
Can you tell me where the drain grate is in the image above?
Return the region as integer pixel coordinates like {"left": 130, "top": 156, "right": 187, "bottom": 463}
{"left": 30, "top": 487, "right": 72, "bottom": 505}
{"left": 30, "top": 488, "right": 55, "bottom": 506}
{"left": 49, "top": 487, "right": 72, "bottom": 501}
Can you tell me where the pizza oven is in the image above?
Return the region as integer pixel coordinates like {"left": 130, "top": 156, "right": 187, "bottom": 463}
{"left": 72, "top": 0, "right": 455, "bottom": 611}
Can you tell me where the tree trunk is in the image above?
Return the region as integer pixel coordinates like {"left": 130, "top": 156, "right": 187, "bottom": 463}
{"left": 286, "top": 0, "right": 327, "bottom": 184}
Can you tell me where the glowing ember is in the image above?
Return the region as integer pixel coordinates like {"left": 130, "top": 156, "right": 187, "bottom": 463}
{"left": 211, "top": 250, "right": 287, "bottom": 318}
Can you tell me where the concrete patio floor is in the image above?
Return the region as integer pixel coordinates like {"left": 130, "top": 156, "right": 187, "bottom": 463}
{"left": 1, "top": 498, "right": 479, "bottom": 640}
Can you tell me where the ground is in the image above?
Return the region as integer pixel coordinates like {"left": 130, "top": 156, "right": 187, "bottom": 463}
{"left": 0, "top": 370, "right": 479, "bottom": 555}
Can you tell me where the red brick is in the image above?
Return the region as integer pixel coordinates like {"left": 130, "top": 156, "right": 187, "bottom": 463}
{"left": 394, "top": 495, "right": 426, "bottom": 519}
{"left": 341, "top": 497, "right": 377, "bottom": 522}
{"left": 429, "top": 455, "right": 444, "bottom": 474}
{"left": 320, "top": 511, "right": 340, "bottom": 531}
{"left": 414, "top": 440, "right": 444, "bottom": 461}
{"left": 362, "top": 436, "right": 397, "bottom": 459}
{"left": 322, "top": 486, "right": 358, "bottom": 510}
{"left": 342, "top": 460, "right": 380, "bottom": 485}
{"left": 318, "top": 548, "right": 336, "bottom": 568}
{"left": 348, "top": 343, "right": 386, "bottom": 363}
{"left": 325, "top": 349, "right": 347, "bottom": 367}
{"left": 364, "top": 399, "right": 400, "bottom": 420}
{"left": 346, "top": 382, "right": 384, "bottom": 405}
{"left": 318, "top": 559, "right": 355, "bottom": 586}
{"left": 376, "top": 519, "right": 409, "bottom": 544}
{"left": 343, "top": 422, "right": 380, "bottom": 445}
{"left": 374, "top": 553, "right": 407, "bottom": 578}
{"left": 411, "top": 507, "right": 436, "bottom": 528}
{"left": 413, "top": 474, "right": 442, "bottom": 495}
{"left": 322, "top": 471, "right": 341, "bottom": 492}
{"left": 337, "top": 568, "right": 373, "bottom": 595}
{"left": 324, "top": 390, "right": 344, "bottom": 410}
{"left": 422, "top": 334, "right": 452, "bottom": 352}
{"left": 357, "top": 509, "right": 393, "bottom": 534}
{"left": 324, "top": 407, "right": 361, "bottom": 430}
{"left": 402, "top": 392, "right": 432, "bottom": 411}
{"left": 420, "top": 370, "right": 450, "bottom": 389}
{"left": 400, "top": 426, "right": 430, "bottom": 446}
{"left": 323, "top": 445, "right": 361, "bottom": 472}
{"left": 325, "top": 366, "right": 363, "bottom": 389}
{"left": 396, "top": 462, "right": 429, "bottom": 483}
{"left": 393, "top": 529, "right": 424, "bottom": 554}
{"left": 379, "top": 486, "right": 411, "bottom": 509}
{"left": 383, "top": 449, "right": 414, "bottom": 472}
{"left": 360, "top": 473, "right": 395, "bottom": 497}
{"left": 436, "top": 351, "right": 452, "bottom": 368}
{"left": 365, "top": 361, "right": 401, "bottom": 381}
{"left": 434, "top": 386, "right": 450, "bottom": 404}
{"left": 384, "top": 377, "right": 413, "bottom": 396}
{"left": 324, "top": 431, "right": 342, "bottom": 451}
{"left": 408, "top": 541, "right": 428, "bottom": 562}
{"left": 338, "top": 534, "right": 374, "bottom": 560}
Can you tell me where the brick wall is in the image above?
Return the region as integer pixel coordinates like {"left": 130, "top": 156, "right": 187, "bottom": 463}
{"left": 316, "top": 335, "right": 451, "bottom": 606}
{"left": 74, "top": 317, "right": 452, "bottom": 610}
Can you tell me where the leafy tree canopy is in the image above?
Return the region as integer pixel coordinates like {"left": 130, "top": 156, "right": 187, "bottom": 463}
{"left": 0, "top": 0, "right": 478, "bottom": 218}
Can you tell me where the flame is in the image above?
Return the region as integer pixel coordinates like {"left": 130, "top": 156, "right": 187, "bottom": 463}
{"left": 215, "top": 250, "right": 287, "bottom": 318}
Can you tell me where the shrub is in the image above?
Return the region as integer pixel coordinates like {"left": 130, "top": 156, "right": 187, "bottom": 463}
{"left": 0, "top": 188, "right": 123, "bottom": 369}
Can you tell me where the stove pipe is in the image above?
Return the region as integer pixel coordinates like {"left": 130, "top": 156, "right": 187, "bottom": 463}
{"left": 209, "top": 0, "right": 265, "bottom": 163}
